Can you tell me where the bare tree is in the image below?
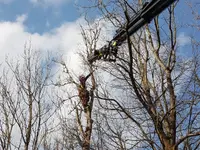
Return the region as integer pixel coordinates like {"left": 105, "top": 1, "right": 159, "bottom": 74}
{"left": 54, "top": 19, "right": 102, "bottom": 150}
{"left": 3, "top": 45, "right": 56, "bottom": 150}
{"left": 0, "top": 69, "right": 16, "bottom": 150}
{"left": 78, "top": 0, "right": 200, "bottom": 150}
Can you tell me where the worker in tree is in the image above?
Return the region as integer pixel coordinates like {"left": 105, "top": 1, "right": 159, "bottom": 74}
{"left": 110, "top": 40, "right": 118, "bottom": 59}
{"left": 102, "top": 40, "right": 118, "bottom": 62}
{"left": 94, "top": 49, "right": 103, "bottom": 60}
{"left": 88, "top": 49, "right": 103, "bottom": 64}
{"left": 88, "top": 40, "right": 118, "bottom": 63}
{"left": 78, "top": 73, "right": 92, "bottom": 111}
{"left": 100, "top": 45, "right": 110, "bottom": 60}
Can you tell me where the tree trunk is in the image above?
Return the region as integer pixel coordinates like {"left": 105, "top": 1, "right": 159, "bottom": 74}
{"left": 82, "top": 110, "right": 93, "bottom": 150}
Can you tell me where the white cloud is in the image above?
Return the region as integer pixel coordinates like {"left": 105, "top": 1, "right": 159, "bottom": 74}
{"left": 0, "top": 13, "right": 115, "bottom": 78}
{"left": 30, "top": 0, "right": 72, "bottom": 7}
{"left": 0, "top": 16, "right": 115, "bottom": 74}
{"left": 177, "top": 32, "right": 191, "bottom": 46}
{"left": 0, "top": 16, "right": 86, "bottom": 74}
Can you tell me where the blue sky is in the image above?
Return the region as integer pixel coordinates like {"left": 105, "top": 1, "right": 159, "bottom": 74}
{"left": 0, "top": 0, "right": 195, "bottom": 35}
{"left": 0, "top": 0, "right": 101, "bottom": 33}
{"left": 0, "top": 0, "right": 195, "bottom": 34}
{"left": 0, "top": 0, "right": 81, "bottom": 33}
{"left": 0, "top": 0, "right": 198, "bottom": 71}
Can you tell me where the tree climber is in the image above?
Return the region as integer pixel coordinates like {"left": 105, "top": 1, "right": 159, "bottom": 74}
{"left": 78, "top": 73, "right": 92, "bottom": 111}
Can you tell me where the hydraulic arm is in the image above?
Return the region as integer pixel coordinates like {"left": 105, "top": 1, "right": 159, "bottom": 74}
{"left": 88, "top": 0, "right": 177, "bottom": 63}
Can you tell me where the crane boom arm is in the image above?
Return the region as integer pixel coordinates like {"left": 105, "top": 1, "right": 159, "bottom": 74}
{"left": 113, "top": 0, "right": 177, "bottom": 46}
{"left": 88, "top": 0, "right": 178, "bottom": 63}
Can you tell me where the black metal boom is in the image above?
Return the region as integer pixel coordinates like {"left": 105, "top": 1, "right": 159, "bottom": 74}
{"left": 88, "top": 0, "right": 177, "bottom": 63}
{"left": 113, "top": 0, "right": 177, "bottom": 46}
